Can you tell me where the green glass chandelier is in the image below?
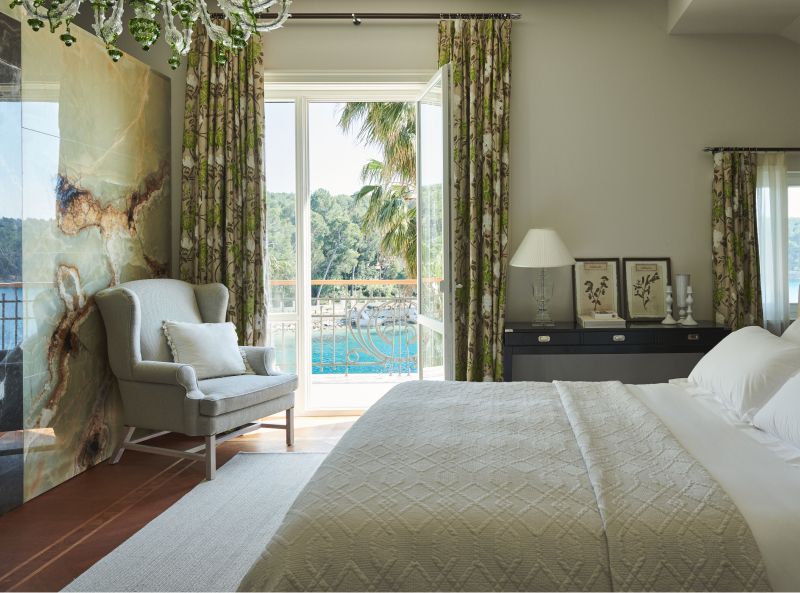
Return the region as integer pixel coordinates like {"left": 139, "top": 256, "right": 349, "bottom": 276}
{"left": 10, "top": 0, "right": 291, "bottom": 68}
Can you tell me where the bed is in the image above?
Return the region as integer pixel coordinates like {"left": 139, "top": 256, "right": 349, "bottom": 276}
{"left": 238, "top": 372, "right": 800, "bottom": 592}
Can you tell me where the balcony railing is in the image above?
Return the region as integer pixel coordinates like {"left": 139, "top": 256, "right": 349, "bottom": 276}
{"left": 0, "top": 283, "right": 22, "bottom": 355}
{"left": 268, "top": 279, "right": 421, "bottom": 377}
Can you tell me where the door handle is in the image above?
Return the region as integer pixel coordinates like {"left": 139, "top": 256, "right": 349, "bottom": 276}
{"left": 612, "top": 334, "right": 626, "bottom": 342}
{"left": 687, "top": 333, "right": 700, "bottom": 341}
{"left": 538, "top": 335, "right": 551, "bottom": 343}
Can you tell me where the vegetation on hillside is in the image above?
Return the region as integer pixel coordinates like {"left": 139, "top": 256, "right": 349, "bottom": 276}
{"left": 0, "top": 218, "right": 21, "bottom": 282}
{"left": 266, "top": 190, "right": 408, "bottom": 306}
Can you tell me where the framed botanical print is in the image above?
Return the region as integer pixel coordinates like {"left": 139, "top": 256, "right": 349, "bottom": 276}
{"left": 622, "top": 258, "right": 672, "bottom": 321}
{"left": 573, "top": 258, "right": 621, "bottom": 317}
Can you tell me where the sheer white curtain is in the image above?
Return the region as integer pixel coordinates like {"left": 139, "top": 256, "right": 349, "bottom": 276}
{"left": 756, "top": 153, "right": 789, "bottom": 334}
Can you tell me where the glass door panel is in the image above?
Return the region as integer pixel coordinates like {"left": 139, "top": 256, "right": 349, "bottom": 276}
{"left": 264, "top": 101, "right": 298, "bottom": 374}
{"left": 306, "top": 101, "right": 417, "bottom": 410}
{"left": 417, "top": 66, "right": 453, "bottom": 380}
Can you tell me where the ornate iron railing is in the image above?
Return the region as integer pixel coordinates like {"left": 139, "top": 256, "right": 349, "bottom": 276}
{"left": 267, "top": 279, "right": 420, "bottom": 377}
{"left": 311, "top": 293, "right": 417, "bottom": 376}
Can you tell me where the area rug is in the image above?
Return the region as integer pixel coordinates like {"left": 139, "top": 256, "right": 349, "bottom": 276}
{"left": 63, "top": 452, "right": 326, "bottom": 592}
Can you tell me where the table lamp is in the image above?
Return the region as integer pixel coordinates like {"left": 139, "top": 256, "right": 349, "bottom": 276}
{"left": 510, "top": 228, "right": 575, "bottom": 326}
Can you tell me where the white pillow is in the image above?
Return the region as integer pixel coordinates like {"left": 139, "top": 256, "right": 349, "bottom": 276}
{"left": 162, "top": 321, "right": 247, "bottom": 380}
{"left": 689, "top": 326, "right": 800, "bottom": 422}
{"left": 781, "top": 318, "right": 800, "bottom": 344}
{"left": 754, "top": 373, "right": 800, "bottom": 449}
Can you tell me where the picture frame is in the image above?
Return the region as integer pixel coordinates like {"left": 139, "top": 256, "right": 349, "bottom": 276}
{"left": 573, "top": 258, "right": 621, "bottom": 318}
{"left": 622, "top": 258, "right": 672, "bottom": 322}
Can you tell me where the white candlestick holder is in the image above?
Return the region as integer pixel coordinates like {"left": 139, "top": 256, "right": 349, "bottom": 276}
{"left": 675, "top": 273, "right": 690, "bottom": 323}
{"left": 661, "top": 285, "right": 677, "bottom": 325}
{"left": 681, "top": 286, "right": 698, "bottom": 326}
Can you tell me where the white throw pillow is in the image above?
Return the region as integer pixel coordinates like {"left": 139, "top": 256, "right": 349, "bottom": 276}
{"left": 689, "top": 326, "right": 800, "bottom": 422}
{"left": 781, "top": 318, "right": 800, "bottom": 345}
{"left": 754, "top": 373, "right": 800, "bottom": 449}
{"left": 162, "top": 321, "right": 247, "bottom": 380}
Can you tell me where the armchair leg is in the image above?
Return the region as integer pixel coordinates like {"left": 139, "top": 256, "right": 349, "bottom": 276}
{"left": 110, "top": 426, "right": 135, "bottom": 465}
{"left": 286, "top": 407, "right": 295, "bottom": 447}
{"left": 205, "top": 435, "right": 217, "bottom": 480}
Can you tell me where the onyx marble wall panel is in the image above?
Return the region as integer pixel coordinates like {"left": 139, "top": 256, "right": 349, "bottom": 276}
{"left": 0, "top": 6, "right": 170, "bottom": 511}
{"left": 0, "top": 10, "right": 23, "bottom": 516}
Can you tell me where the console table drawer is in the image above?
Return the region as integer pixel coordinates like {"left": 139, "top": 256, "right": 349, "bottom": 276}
{"left": 659, "top": 329, "right": 723, "bottom": 348}
{"left": 582, "top": 331, "right": 654, "bottom": 346}
{"left": 505, "top": 332, "right": 580, "bottom": 346}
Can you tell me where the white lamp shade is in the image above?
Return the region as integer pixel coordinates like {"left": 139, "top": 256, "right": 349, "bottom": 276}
{"left": 510, "top": 228, "right": 575, "bottom": 268}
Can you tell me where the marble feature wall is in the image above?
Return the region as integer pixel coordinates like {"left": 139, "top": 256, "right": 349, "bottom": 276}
{"left": 0, "top": 10, "right": 23, "bottom": 516}
{"left": 0, "top": 7, "right": 171, "bottom": 511}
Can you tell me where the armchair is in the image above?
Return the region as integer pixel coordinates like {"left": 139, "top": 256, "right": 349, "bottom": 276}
{"left": 95, "top": 279, "right": 296, "bottom": 480}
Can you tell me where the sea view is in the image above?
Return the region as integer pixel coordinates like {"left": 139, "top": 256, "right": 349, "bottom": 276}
{"left": 272, "top": 326, "right": 418, "bottom": 375}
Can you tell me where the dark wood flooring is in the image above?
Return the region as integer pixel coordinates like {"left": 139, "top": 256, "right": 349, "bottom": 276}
{"left": 0, "top": 415, "right": 357, "bottom": 592}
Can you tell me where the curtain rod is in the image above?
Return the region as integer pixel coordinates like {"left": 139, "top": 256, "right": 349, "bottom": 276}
{"left": 704, "top": 146, "right": 800, "bottom": 153}
{"left": 210, "top": 12, "right": 521, "bottom": 21}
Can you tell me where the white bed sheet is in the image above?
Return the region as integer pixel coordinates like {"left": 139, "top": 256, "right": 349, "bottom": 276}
{"left": 633, "top": 381, "right": 800, "bottom": 592}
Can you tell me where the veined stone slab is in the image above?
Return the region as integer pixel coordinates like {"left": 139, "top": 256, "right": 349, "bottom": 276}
{"left": 9, "top": 20, "right": 171, "bottom": 504}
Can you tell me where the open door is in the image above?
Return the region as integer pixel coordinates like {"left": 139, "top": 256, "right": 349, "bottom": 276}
{"left": 416, "top": 65, "right": 454, "bottom": 381}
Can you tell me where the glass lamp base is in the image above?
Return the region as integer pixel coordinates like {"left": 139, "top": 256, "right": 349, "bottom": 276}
{"left": 532, "top": 268, "right": 555, "bottom": 326}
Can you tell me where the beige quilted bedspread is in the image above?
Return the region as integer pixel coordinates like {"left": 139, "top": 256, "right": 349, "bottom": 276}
{"left": 239, "top": 381, "right": 770, "bottom": 591}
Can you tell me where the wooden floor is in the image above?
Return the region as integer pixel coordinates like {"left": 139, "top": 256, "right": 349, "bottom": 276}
{"left": 0, "top": 415, "right": 358, "bottom": 592}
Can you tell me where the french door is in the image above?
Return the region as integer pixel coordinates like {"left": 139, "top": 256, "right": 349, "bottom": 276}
{"left": 416, "top": 66, "right": 454, "bottom": 381}
{"left": 264, "top": 74, "right": 455, "bottom": 413}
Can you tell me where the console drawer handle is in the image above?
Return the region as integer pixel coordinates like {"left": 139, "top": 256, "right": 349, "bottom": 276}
{"left": 687, "top": 333, "right": 700, "bottom": 341}
{"left": 538, "top": 335, "right": 551, "bottom": 343}
{"left": 612, "top": 334, "right": 626, "bottom": 342}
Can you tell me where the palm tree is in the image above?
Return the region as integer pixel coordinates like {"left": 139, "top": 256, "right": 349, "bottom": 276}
{"left": 353, "top": 160, "right": 417, "bottom": 276}
{"left": 338, "top": 102, "right": 417, "bottom": 275}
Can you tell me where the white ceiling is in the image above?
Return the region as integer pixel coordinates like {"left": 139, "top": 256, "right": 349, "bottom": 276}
{"left": 668, "top": 0, "right": 800, "bottom": 44}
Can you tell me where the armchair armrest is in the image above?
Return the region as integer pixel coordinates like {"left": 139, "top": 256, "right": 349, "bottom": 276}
{"left": 241, "top": 346, "right": 283, "bottom": 376}
{"left": 131, "top": 361, "right": 203, "bottom": 399}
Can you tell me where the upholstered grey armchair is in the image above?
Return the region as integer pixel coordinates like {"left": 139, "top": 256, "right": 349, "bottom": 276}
{"left": 96, "top": 279, "right": 296, "bottom": 480}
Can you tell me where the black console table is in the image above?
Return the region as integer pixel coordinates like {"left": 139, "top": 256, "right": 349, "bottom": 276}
{"left": 503, "top": 321, "right": 729, "bottom": 383}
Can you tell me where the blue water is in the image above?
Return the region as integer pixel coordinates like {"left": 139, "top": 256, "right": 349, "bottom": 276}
{"left": 0, "top": 286, "right": 22, "bottom": 352}
{"left": 791, "top": 280, "right": 800, "bottom": 303}
{"left": 275, "top": 327, "right": 418, "bottom": 375}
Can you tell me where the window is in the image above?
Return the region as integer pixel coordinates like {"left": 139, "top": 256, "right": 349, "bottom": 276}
{"left": 789, "top": 172, "right": 800, "bottom": 309}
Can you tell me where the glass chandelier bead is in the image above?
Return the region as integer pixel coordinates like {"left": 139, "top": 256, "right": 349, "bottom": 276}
{"left": 130, "top": 0, "right": 160, "bottom": 49}
{"left": 212, "top": 42, "right": 228, "bottom": 65}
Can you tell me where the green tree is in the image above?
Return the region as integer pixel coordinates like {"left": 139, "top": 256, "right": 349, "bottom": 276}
{"left": 310, "top": 189, "right": 364, "bottom": 298}
{"left": 0, "top": 218, "right": 22, "bottom": 282}
{"left": 338, "top": 102, "right": 417, "bottom": 276}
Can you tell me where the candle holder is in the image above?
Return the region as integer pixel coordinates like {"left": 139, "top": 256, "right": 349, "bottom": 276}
{"left": 661, "top": 285, "right": 677, "bottom": 325}
{"left": 681, "top": 286, "right": 698, "bottom": 326}
{"left": 675, "top": 274, "right": 690, "bottom": 322}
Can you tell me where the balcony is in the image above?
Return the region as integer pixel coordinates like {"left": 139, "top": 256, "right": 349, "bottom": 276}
{"left": 268, "top": 279, "right": 420, "bottom": 410}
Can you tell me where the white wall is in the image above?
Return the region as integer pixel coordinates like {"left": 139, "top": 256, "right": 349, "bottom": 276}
{"left": 264, "top": 0, "right": 800, "bottom": 322}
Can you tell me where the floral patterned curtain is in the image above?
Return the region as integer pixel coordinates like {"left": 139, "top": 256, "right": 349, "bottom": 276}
{"left": 180, "top": 24, "right": 266, "bottom": 345}
{"left": 712, "top": 151, "right": 763, "bottom": 330}
{"left": 438, "top": 19, "right": 512, "bottom": 382}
